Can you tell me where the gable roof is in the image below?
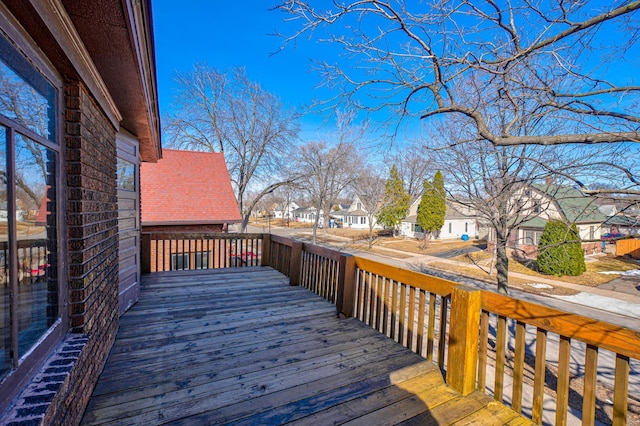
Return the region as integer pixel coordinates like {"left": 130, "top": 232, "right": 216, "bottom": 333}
{"left": 531, "top": 184, "right": 606, "bottom": 224}
{"left": 141, "top": 149, "right": 241, "bottom": 225}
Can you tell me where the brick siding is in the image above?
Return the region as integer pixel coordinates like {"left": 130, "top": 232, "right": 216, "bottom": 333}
{"left": 57, "top": 81, "right": 120, "bottom": 425}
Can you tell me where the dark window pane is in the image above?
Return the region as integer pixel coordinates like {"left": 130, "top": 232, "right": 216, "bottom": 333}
{"left": 15, "top": 134, "right": 57, "bottom": 356}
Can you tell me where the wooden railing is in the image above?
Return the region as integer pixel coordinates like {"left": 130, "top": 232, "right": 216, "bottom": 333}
{"left": 479, "top": 292, "right": 639, "bottom": 425}
{"left": 141, "top": 233, "right": 266, "bottom": 273}
{"left": 141, "top": 232, "right": 640, "bottom": 424}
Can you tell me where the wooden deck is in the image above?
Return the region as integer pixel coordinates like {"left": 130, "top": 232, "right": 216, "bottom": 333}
{"left": 81, "top": 267, "right": 530, "bottom": 425}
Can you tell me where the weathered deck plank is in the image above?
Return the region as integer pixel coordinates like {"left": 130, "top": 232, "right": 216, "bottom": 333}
{"left": 81, "top": 267, "right": 530, "bottom": 425}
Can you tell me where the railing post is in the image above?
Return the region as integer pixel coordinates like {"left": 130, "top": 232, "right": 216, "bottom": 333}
{"left": 336, "top": 254, "right": 356, "bottom": 317}
{"left": 446, "top": 286, "right": 481, "bottom": 396}
{"left": 260, "top": 234, "right": 271, "bottom": 267}
{"left": 141, "top": 233, "right": 151, "bottom": 274}
{"left": 289, "top": 241, "right": 303, "bottom": 286}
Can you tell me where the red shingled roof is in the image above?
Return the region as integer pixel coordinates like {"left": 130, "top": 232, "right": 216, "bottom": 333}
{"left": 141, "top": 149, "right": 242, "bottom": 225}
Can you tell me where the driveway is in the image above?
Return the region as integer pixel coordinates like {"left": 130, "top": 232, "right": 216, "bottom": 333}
{"left": 596, "top": 270, "right": 640, "bottom": 297}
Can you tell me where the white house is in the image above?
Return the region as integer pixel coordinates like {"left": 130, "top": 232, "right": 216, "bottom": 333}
{"left": 332, "top": 196, "right": 382, "bottom": 230}
{"left": 401, "top": 199, "right": 478, "bottom": 240}
{"left": 292, "top": 206, "right": 324, "bottom": 224}
{"left": 273, "top": 202, "right": 299, "bottom": 219}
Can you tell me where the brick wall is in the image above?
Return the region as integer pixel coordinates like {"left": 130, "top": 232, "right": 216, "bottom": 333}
{"left": 48, "top": 81, "right": 120, "bottom": 424}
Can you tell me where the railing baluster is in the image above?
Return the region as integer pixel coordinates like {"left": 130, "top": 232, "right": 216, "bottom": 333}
{"left": 437, "top": 295, "right": 448, "bottom": 369}
{"left": 399, "top": 283, "right": 407, "bottom": 347}
{"left": 613, "top": 353, "right": 630, "bottom": 426}
{"left": 407, "top": 286, "right": 416, "bottom": 352}
{"left": 582, "top": 344, "right": 598, "bottom": 425}
{"left": 477, "top": 310, "right": 489, "bottom": 392}
{"left": 427, "top": 293, "right": 436, "bottom": 362}
{"left": 375, "top": 274, "right": 383, "bottom": 332}
{"left": 532, "top": 328, "right": 547, "bottom": 424}
{"left": 416, "top": 289, "right": 426, "bottom": 357}
{"left": 366, "top": 272, "right": 374, "bottom": 326}
{"left": 390, "top": 280, "right": 398, "bottom": 341}
{"left": 556, "top": 335, "right": 571, "bottom": 425}
{"left": 512, "top": 320, "right": 526, "bottom": 414}
{"left": 494, "top": 315, "right": 507, "bottom": 402}
{"left": 381, "top": 277, "right": 389, "bottom": 335}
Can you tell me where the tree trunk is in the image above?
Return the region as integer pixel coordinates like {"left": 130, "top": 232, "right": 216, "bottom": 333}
{"left": 241, "top": 214, "right": 250, "bottom": 233}
{"left": 495, "top": 236, "right": 509, "bottom": 295}
{"left": 368, "top": 223, "right": 374, "bottom": 249}
{"left": 489, "top": 240, "right": 497, "bottom": 276}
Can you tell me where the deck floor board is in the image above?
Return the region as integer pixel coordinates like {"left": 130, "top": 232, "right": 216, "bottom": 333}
{"left": 81, "top": 267, "right": 530, "bottom": 425}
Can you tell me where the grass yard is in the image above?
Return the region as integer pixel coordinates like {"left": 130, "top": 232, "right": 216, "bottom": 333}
{"left": 455, "top": 250, "right": 639, "bottom": 288}
{"left": 422, "top": 260, "right": 581, "bottom": 296}
{"left": 380, "top": 238, "right": 485, "bottom": 255}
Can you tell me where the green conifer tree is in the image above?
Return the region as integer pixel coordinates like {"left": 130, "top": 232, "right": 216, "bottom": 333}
{"left": 417, "top": 171, "right": 446, "bottom": 239}
{"left": 376, "top": 165, "right": 411, "bottom": 234}
{"left": 536, "top": 220, "right": 586, "bottom": 276}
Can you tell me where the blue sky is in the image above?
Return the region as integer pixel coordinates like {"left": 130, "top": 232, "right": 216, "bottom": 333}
{"left": 153, "top": 1, "right": 330, "bottom": 140}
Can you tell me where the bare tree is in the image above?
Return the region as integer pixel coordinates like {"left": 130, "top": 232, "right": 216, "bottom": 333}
{"left": 275, "top": 0, "right": 640, "bottom": 196}
{"left": 164, "top": 64, "right": 300, "bottom": 230}
{"left": 428, "top": 115, "right": 624, "bottom": 294}
{"left": 392, "top": 143, "right": 433, "bottom": 200}
{"left": 354, "top": 170, "right": 386, "bottom": 248}
{"left": 295, "top": 141, "right": 362, "bottom": 243}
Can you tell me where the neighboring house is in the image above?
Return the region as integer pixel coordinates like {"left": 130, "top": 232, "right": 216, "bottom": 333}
{"left": 0, "top": 2, "right": 161, "bottom": 424}
{"left": 292, "top": 206, "right": 323, "bottom": 223}
{"left": 401, "top": 199, "right": 478, "bottom": 240}
{"left": 273, "top": 201, "right": 299, "bottom": 219}
{"left": 599, "top": 202, "right": 640, "bottom": 236}
{"left": 510, "top": 184, "right": 607, "bottom": 255}
{"left": 332, "top": 196, "right": 382, "bottom": 229}
{"left": 140, "top": 150, "right": 242, "bottom": 272}
{"left": 141, "top": 149, "right": 242, "bottom": 233}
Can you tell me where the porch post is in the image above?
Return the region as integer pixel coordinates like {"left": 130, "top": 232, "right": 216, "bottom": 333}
{"left": 260, "top": 234, "right": 271, "bottom": 267}
{"left": 446, "top": 286, "right": 482, "bottom": 396}
{"left": 336, "top": 254, "right": 356, "bottom": 317}
{"left": 289, "top": 241, "right": 303, "bottom": 286}
{"left": 141, "top": 233, "right": 151, "bottom": 274}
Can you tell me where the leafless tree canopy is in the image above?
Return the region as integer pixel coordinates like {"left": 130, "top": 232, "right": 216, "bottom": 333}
{"left": 295, "top": 141, "right": 362, "bottom": 242}
{"left": 164, "top": 64, "right": 300, "bottom": 230}
{"left": 275, "top": 1, "right": 640, "bottom": 149}
{"left": 354, "top": 169, "right": 386, "bottom": 247}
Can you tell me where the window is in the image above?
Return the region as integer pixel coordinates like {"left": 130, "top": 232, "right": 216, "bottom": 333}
{"left": 171, "top": 253, "right": 189, "bottom": 270}
{"left": 524, "top": 230, "right": 542, "bottom": 245}
{"left": 533, "top": 201, "right": 541, "bottom": 213}
{"left": 465, "top": 222, "right": 468, "bottom": 233}
{"left": 195, "top": 252, "right": 209, "bottom": 269}
{"left": 0, "top": 32, "right": 61, "bottom": 384}
{"left": 116, "top": 157, "right": 135, "bottom": 190}
{"left": 413, "top": 224, "right": 423, "bottom": 233}
{"left": 448, "top": 223, "right": 452, "bottom": 233}
{"left": 360, "top": 216, "right": 366, "bottom": 225}
{"left": 589, "top": 226, "right": 595, "bottom": 240}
